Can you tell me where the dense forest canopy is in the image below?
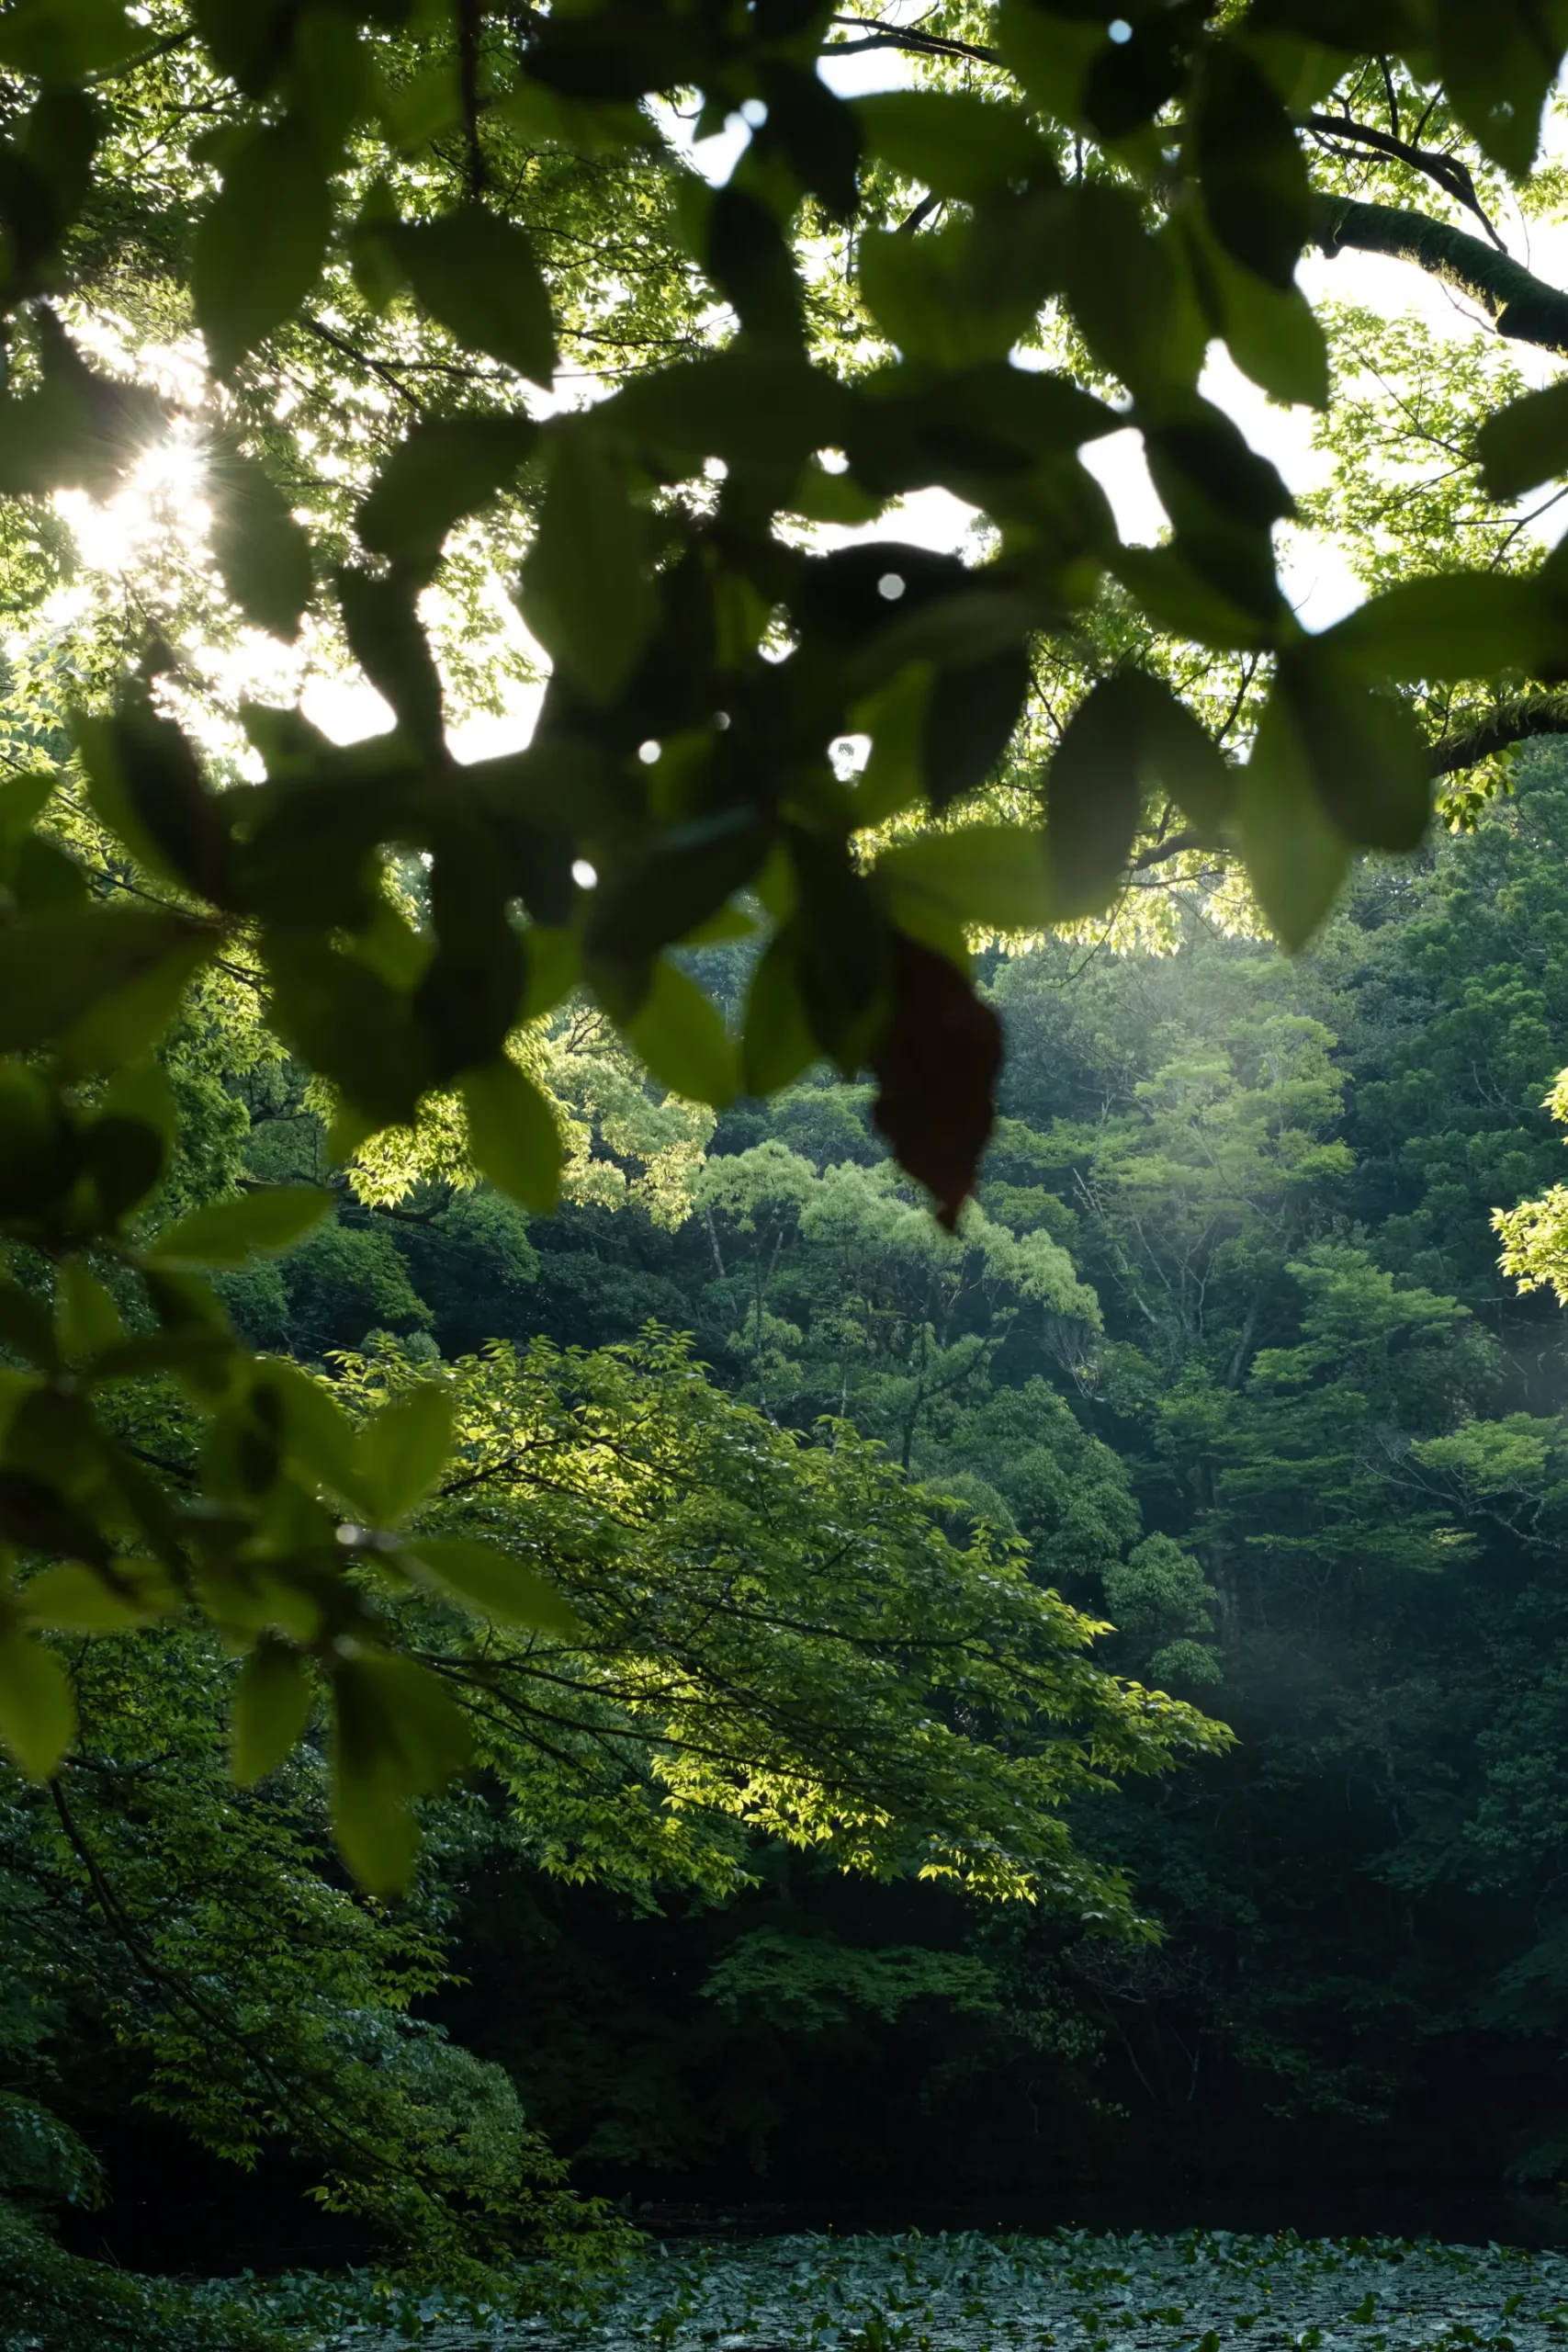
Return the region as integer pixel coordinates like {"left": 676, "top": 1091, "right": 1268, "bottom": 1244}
{"left": 11, "top": 0, "right": 1568, "bottom": 2342}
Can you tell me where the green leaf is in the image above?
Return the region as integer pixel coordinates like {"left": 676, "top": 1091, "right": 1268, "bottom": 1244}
{"left": 192, "top": 117, "right": 333, "bottom": 379}
{"left": 702, "top": 184, "right": 803, "bottom": 341}
{"left": 331, "top": 1651, "right": 471, "bottom": 1893}
{"left": 518, "top": 434, "right": 657, "bottom": 704}
{"left": 584, "top": 815, "right": 768, "bottom": 965}
{"left": 148, "top": 1185, "right": 334, "bottom": 1270}
{"left": 624, "top": 959, "right": 739, "bottom": 1109}
{"left": 209, "top": 447, "right": 312, "bottom": 639}
{"left": 1065, "top": 186, "right": 1203, "bottom": 399}
{"left": 759, "top": 59, "right": 861, "bottom": 221}
{"left": 55, "top": 1260, "right": 123, "bottom": 1361}
{"left": 1431, "top": 0, "right": 1557, "bottom": 177}
{"left": 0, "top": 1632, "right": 73, "bottom": 1779}
{"left": 264, "top": 934, "right": 432, "bottom": 1131}
{"left": 335, "top": 567, "right": 446, "bottom": 755}
{"left": 923, "top": 647, "right": 1033, "bottom": 812}
{"left": 75, "top": 697, "right": 229, "bottom": 899}
{"left": 859, "top": 221, "right": 1047, "bottom": 368}
{"left": 390, "top": 208, "right": 557, "bottom": 386}
{"left": 60, "top": 929, "right": 216, "bottom": 1076}
{"left": 1192, "top": 40, "right": 1311, "bottom": 293}
{"left": 79, "top": 1110, "right": 168, "bottom": 1229}
{"left": 0, "top": 0, "right": 139, "bottom": 78}
{"left": 1326, "top": 573, "right": 1559, "bottom": 681}
{"left": 1197, "top": 232, "right": 1329, "bottom": 410}
{"left": 356, "top": 414, "right": 536, "bottom": 582}
{"left": 0, "top": 1284, "right": 56, "bottom": 1370}
{"left": 404, "top": 1536, "right": 580, "bottom": 1634}
{"left": 0, "top": 907, "right": 210, "bottom": 1056}
{"left": 786, "top": 456, "right": 885, "bottom": 526}
{"left": 854, "top": 90, "right": 1056, "bottom": 201}
{"left": 461, "top": 1057, "right": 564, "bottom": 1215}
{"left": 356, "top": 1385, "right": 454, "bottom": 1524}
{"left": 1115, "top": 544, "right": 1279, "bottom": 652}
{"left": 1237, "top": 687, "right": 1352, "bottom": 950}
{"left": 250, "top": 1359, "right": 365, "bottom": 1504}
{"left": 231, "top": 1641, "right": 313, "bottom": 1785}
{"left": 741, "top": 926, "right": 818, "bottom": 1097}
{"left": 1043, "top": 676, "right": 1147, "bottom": 918}
{"left": 604, "top": 345, "right": 852, "bottom": 472}
{"left": 1271, "top": 646, "right": 1431, "bottom": 854}
{"left": 22, "top": 1559, "right": 174, "bottom": 1634}
{"left": 876, "top": 825, "right": 1053, "bottom": 934}
{"left": 993, "top": 2, "right": 1103, "bottom": 129}
{"left": 1476, "top": 382, "right": 1568, "bottom": 500}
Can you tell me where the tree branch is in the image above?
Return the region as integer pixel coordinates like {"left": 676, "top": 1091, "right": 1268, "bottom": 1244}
{"left": 299, "top": 315, "right": 426, "bottom": 412}
{"left": 827, "top": 14, "right": 998, "bottom": 66}
{"left": 1427, "top": 693, "right": 1568, "bottom": 775}
{"left": 1123, "top": 691, "right": 1568, "bottom": 868}
{"left": 1307, "top": 114, "right": 1505, "bottom": 249}
{"left": 1131, "top": 830, "right": 1206, "bottom": 872}
{"left": 1312, "top": 195, "right": 1568, "bottom": 356}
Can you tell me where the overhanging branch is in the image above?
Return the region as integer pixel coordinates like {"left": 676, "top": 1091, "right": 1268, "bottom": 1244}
{"left": 1306, "top": 115, "right": 1505, "bottom": 249}
{"left": 1311, "top": 195, "right": 1568, "bottom": 357}
{"left": 1427, "top": 694, "right": 1568, "bottom": 775}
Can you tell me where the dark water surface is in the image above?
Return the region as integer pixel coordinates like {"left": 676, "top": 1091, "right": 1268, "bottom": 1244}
{"left": 632, "top": 2185, "right": 1568, "bottom": 2253}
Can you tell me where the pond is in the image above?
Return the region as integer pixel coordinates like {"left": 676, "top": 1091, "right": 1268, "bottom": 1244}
{"left": 231, "top": 2224, "right": 1568, "bottom": 2352}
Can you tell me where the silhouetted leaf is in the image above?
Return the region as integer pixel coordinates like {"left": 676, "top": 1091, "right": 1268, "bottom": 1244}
{"left": 461, "top": 1057, "right": 564, "bottom": 1215}
{"left": 626, "top": 960, "right": 739, "bottom": 1109}
{"left": 405, "top": 1537, "right": 580, "bottom": 1633}
{"left": 193, "top": 117, "right": 333, "bottom": 377}
{"left": 149, "top": 1186, "right": 334, "bottom": 1269}
{"left": 331, "top": 1651, "right": 471, "bottom": 1893}
{"left": 1327, "top": 572, "right": 1559, "bottom": 680}
{"left": 390, "top": 207, "right": 557, "bottom": 386}
{"left": 1237, "top": 688, "right": 1352, "bottom": 950}
{"left": 0, "top": 1632, "right": 73, "bottom": 1779}
{"left": 871, "top": 933, "right": 1002, "bottom": 1231}
{"left": 1193, "top": 41, "right": 1311, "bottom": 292}
{"left": 923, "top": 646, "right": 1033, "bottom": 810}
{"left": 335, "top": 567, "right": 446, "bottom": 754}
{"left": 0, "top": 908, "right": 211, "bottom": 1055}
{"left": 1432, "top": 0, "right": 1557, "bottom": 175}
{"left": 209, "top": 446, "right": 312, "bottom": 639}
{"left": 0, "top": 0, "right": 138, "bottom": 79}
{"left": 231, "top": 1640, "right": 313, "bottom": 1784}
{"left": 741, "top": 925, "right": 818, "bottom": 1096}
{"left": 1477, "top": 382, "right": 1568, "bottom": 499}
{"left": 875, "top": 825, "right": 1053, "bottom": 934}
{"left": 357, "top": 1385, "right": 454, "bottom": 1524}
{"left": 356, "top": 414, "right": 536, "bottom": 581}
{"left": 518, "top": 435, "right": 657, "bottom": 704}
{"left": 758, "top": 60, "right": 861, "bottom": 220}
{"left": 854, "top": 89, "right": 1057, "bottom": 198}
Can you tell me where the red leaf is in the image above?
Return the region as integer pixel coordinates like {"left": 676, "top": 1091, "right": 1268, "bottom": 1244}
{"left": 871, "top": 934, "right": 1002, "bottom": 1230}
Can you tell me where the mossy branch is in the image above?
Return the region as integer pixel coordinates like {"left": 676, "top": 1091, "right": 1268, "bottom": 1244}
{"left": 1311, "top": 196, "right": 1568, "bottom": 357}
{"left": 1428, "top": 694, "right": 1568, "bottom": 775}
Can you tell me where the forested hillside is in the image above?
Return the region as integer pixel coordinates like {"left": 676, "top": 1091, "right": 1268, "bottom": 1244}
{"left": 20, "top": 0, "right": 1568, "bottom": 2341}
{"left": 39, "top": 736, "right": 1561, "bottom": 2259}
